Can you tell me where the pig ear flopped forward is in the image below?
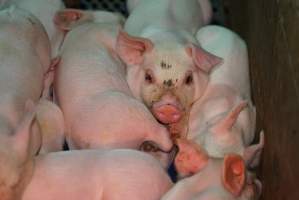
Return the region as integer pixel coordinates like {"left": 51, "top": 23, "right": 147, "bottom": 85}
{"left": 116, "top": 30, "right": 154, "bottom": 65}
{"left": 213, "top": 101, "right": 248, "bottom": 133}
{"left": 185, "top": 43, "right": 223, "bottom": 73}
{"left": 222, "top": 154, "right": 246, "bottom": 197}
{"left": 12, "top": 100, "right": 37, "bottom": 161}
{"left": 54, "top": 9, "right": 93, "bottom": 31}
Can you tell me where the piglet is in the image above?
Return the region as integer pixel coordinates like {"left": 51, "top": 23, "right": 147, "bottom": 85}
{"left": 116, "top": 0, "right": 221, "bottom": 139}
{"left": 53, "top": 9, "right": 173, "bottom": 166}
{"left": 0, "top": 101, "right": 36, "bottom": 200}
{"left": 126, "top": 0, "right": 213, "bottom": 24}
{"left": 0, "top": 6, "right": 64, "bottom": 154}
{"left": 187, "top": 26, "right": 259, "bottom": 166}
{"left": 2, "top": 0, "right": 66, "bottom": 57}
{"left": 162, "top": 139, "right": 262, "bottom": 200}
{"left": 22, "top": 149, "right": 173, "bottom": 200}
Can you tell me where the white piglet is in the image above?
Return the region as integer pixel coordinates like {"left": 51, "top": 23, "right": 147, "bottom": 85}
{"left": 1, "top": 0, "right": 65, "bottom": 57}
{"left": 126, "top": 0, "right": 213, "bottom": 24}
{"left": 0, "top": 6, "right": 64, "bottom": 155}
{"left": 163, "top": 139, "right": 261, "bottom": 200}
{"left": 185, "top": 25, "right": 263, "bottom": 168}
{"left": 117, "top": 0, "right": 221, "bottom": 139}
{"left": 22, "top": 149, "right": 173, "bottom": 200}
{"left": 53, "top": 9, "right": 173, "bottom": 166}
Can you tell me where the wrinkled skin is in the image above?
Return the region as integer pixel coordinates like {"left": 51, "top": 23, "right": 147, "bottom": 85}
{"left": 22, "top": 149, "right": 173, "bottom": 200}
{"left": 186, "top": 26, "right": 260, "bottom": 167}
{"left": 2, "top": 0, "right": 65, "bottom": 57}
{"left": 116, "top": 0, "right": 221, "bottom": 139}
{"left": 53, "top": 9, "right": 173, "bottom": 167}
{"left": 162, "top": 140, "right": 262, "bottom": 200}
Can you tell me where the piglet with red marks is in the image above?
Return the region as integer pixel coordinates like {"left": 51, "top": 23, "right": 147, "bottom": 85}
{"left": 53, "top": 9, "right": 173, "bottom": 166}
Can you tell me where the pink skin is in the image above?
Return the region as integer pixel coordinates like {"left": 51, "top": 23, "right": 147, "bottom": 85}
{"left": 1, "top": 0, "right": 66, "bottom": 58}
{"left": 53, "top": 9, "right": 173, "bottom": 167}
{"left": 0, "top": 101, "right": 36, "bottom": 200}
{"left": 162, "top": 140, "right": 261, "bottom": 200}
{"left": 185, "top": 26, "right": 259, "bottom": 166}
{"left": 22, "top": 149, "right": 173, "bottom": 200}
{"left": 116, "top": 0, "right": 222, "bottom": 137}
{"left": 0, "top": 7, "right": 64, "bottom": 156}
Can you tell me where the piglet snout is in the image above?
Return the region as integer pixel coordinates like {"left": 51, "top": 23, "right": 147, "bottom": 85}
{"left": 153, "top": 104, "right": 181, "bottom": 124}
{"left": 152, "top": 94, "right": 183, "bottom": 124}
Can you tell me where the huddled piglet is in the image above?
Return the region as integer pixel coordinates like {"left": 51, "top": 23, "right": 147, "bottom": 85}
{"left": 0, "top": 6, "right": 64, "bottom": 155}
{"left": 22, "top": 149, "right": 173, "bottom": 200}
{"left": 117, "top": 0, "right": 222, "bottom": 139}
{"left": 185, "top": 25, "right": 263, "bottom": 168}
{"left": 126, "top": 0, "right": 213, "bottom": 24}
{"left": 1, "top": 0, "right": 65, "bottom": 57}
{"left": 0, "top": 103, "right": 173, "bottom": 200}
{"left": 53, "top": 9, "right": 173, "bottom": 166}
{"left": 161, "top": 139, "right": 262, "bottom": 200}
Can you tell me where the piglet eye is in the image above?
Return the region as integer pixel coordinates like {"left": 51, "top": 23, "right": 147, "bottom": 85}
{"left": 184, "top": 74, "right": 193, "bottom": 85}
{"left": 145, "top": 72, "right": 154, "bottom": 84}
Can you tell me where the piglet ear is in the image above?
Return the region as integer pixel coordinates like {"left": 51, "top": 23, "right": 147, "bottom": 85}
{"left": 213, "top": 101, "right": 248, "bottom": 133}
{"left": 174, "top": 139, "right": 209, "bottom": 178}
{"left": 54, "top": 9, "right": 93, "bottom": 31}
{"left": 222, "top": 154, "right": 246, "bottom": 197}
{"left": 186, "top": 43, "right": 222, "bottom": 73}
{"left": 116, "top": 30, "right": 153, "bottom": 65}
{"left": 12, "top": 100, "right": 37, "bottom": 161}
{"left": 244, "top": 131, "right": 265, "bottom": 168}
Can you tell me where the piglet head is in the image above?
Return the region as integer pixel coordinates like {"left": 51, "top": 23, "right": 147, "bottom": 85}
{"left": 116, "top": 31, "right": 222, "bottom": 126}
{"left": 0, "top": 100, "right": 36, "bottom": 200}
{"left": 174, "top": 138, "right": 209, "bottom": 178}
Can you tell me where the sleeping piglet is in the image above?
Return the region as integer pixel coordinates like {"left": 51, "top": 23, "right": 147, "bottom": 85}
{"left": 187, "top": 26, "right": 260, "bottom": 167}
{"left": 22, "top": 149, "right": 173, "bottom": 200}
{"left": 116, "top": 0, "right": 222, "bottom": 139}
{"left": 161, "top": 139, "right": 262, "bottom": 200}
{"left": 53, "top": 9, "right": 173, "bottom": 166}
{"left": 0, "top": 111, "right": 173, "bottom": 200}
{"left": 126, "top": 0, "right": 213, "bottom": 24}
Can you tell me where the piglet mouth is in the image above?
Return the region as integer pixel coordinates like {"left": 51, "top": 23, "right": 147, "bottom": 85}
{"left": 152, "top": 102, "right": 183, "bottom": 124}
